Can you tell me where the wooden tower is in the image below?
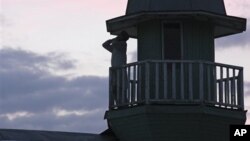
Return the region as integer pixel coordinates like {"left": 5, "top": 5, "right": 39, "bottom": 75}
{"left": 105, "top": 0, "right": 247, "bottom": 141}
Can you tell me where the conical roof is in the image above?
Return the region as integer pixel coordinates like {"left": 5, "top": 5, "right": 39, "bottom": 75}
{"left": 126, "top": 0, "right": 226, "bottom": 15}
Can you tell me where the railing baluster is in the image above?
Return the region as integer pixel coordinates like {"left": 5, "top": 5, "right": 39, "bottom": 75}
{"left": 225, "top": 68, "right": 230, "bottom": 105}
{"left": 172, "top": 63, "right": 176, "bottom": 100}
{"left": 132, "top": 65, "right": 136, "bottom": 103}
{"left": 127, "top": 66, "right": 131, "bottom": 104}
{"left": 122, "top": 67, "right": 125, "bottom": 104}
{"left": 213, "top": 65, "right": 217, "bottom": 103}
{"left": 207, "top": 65, "right": 211, "bottom": 102}
{"left": 241, "top": 69, "right": 244, "bottom": 110}
{"left": 180, "top": 63, "right": 184, "bottom": 100}
{"left": 163, "top": 63, "right": 168, "bottom": 99}
{"left": 219, "top": 67, "right": 223, "bottom": 105}
{"left": 116, "top": 69, "right": 120, "bottom": 105}
{"left": 189, "top": 63, "right": 193, "bottom": 101}
{"left": 199, "top": 63, "right": 204, "bottom": 101}
{"left": 231, "top": 69, "right": 236, "bottom": 105}
{"left": 109, "top": 68, "right": 114, "bottom": 108}
{"left": 138, "top": 64, "right": 142, "bottom": 102}
{"left": 155, "top": 63, "right": 159, "bottom": 100}
{"left": 145, "top": 62, "right": 150, "bottom": 104}
{"left": 238, "top": 69, "right": 244, "bottom": 110}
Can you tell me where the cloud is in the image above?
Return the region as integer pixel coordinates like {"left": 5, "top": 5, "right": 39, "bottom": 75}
{"left": 244, "top": 82, "right": 250, "bottom": 124}
{"left": 0, "top": 48, "right": 75, "bottom": 72}
{"left": 0, "top": 48, "right": 109, "bottom": 133}
{"left": 245, "top": 82, "right": 250, "bottom": 98}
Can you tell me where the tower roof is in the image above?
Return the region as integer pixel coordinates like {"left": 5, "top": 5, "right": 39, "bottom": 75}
{"left": 106, "top": 0, "right": 246, "bottom": 39}
{"left": 126, "top": 0, "right": 226, "bottom": 15}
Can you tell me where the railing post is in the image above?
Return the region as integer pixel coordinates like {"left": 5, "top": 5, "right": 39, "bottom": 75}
{"left": 188, "top": 63, "right": 193, "bottom": 101}
{"left": 128, "top": 66, "right": 131, "bottom": 104}
{"left": 180, "top": 62, "right": 184, "bottom": 100}
{"left": 219, "top": 67, "right": 223, "bottom": 105}
{"left": 131, "top": 65, "right": 136, "bottom": 103}
{"left": 122, "top": 67, "right": 126, "bottom": 104}
{"left": 199, "top": 62, "right": 204, "bottom": 102}
{"left": 116, "top": 68, "right": 120, "bottom": 106}
{"left": 138, "top": 64, "right": 142, "bottom": 102}
{"left": 163, "top": 63, "right": 168, "bottom": 99}
{"left": 225, "top": 68, "right": 230, "bottom": 105}
{"left": 238, "top": 69, "right": 244, "bottom": 110}
{"left": 172, "top": 63, "right": 176, "bottom": 100}
{"left": 231, "top": 69, "right": 236, "bottom": 105}
{"left": 155, "top": 62, "right": 159, "bottom": 100}
{"left": 145, "top": 62, "right": 150, "bottom": 104}
{"left": 207, "top": 64, "right": 211, "bottom": 102}
{"left": 109, "top": 68, "right": 114, "bottom": 109}
{"left": 213, "top": 65, "right": 217, "bottom": 104}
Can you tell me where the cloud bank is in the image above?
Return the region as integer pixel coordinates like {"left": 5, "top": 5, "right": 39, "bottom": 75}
{"left": 0, "top": 48, "right": 109, "bottom": 133}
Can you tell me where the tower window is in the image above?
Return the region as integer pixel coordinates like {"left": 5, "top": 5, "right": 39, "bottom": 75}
{"left": 163, "top": 23, "right": 182, "bottom": 60}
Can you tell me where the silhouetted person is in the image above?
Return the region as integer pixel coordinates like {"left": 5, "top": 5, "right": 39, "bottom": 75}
{"left": 103, "top": 31, "right": 129, "bottom": 106}
{"left": 103, "top": 31, "right": 129, "bottom": 67}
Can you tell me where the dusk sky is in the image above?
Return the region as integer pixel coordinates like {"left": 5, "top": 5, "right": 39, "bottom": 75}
{"left": 0, "top": 0, "right": 250, "bottom": 133}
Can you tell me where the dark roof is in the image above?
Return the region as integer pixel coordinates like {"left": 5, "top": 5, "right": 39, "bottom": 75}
{"left": 106, "top": 0, "right": 246, "bottom": 39}
{"left": 106, "top": 11, "right": 246, "bottom": 39}
{"left": 126, "top": 0, "right": 226, "bottom": 15}
{"left": 0, "top": 129, "right": 117, "bottom": 141}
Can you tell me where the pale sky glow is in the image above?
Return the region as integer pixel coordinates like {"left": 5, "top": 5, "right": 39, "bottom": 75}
{"left": 0, "top": 0, "right": 250, "bottom": 132}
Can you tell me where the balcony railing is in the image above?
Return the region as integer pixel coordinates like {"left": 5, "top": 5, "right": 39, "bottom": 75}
{"left": 109, "top": 60, "right": 244, "bottom": 110}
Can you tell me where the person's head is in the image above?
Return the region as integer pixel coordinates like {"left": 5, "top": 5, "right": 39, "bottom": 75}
{"left": 116, "top": 31, "right": 129, "bottom": 41}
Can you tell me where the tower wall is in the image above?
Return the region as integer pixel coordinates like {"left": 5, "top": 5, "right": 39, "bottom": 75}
{"left": 106, "top": 106, "right": 246, "bottom": 141}
{"left": 183, "top": 21, "right": 215, "bottom": 61}
{"left": 137, "top": 19, "right": 215, "bottom": 62}
{"left": 138, "top": 20, "right": 162, "bottom": 61}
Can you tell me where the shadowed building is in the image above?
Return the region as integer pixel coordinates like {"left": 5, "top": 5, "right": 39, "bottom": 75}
{"left": 0, "top": 129, "right": 117, "bottom": 141}
{"left": 105, "top": 0, "right": 247, "bottom": 141}
{"left": 0, "top": 0, "right": 247, "bottom": 141}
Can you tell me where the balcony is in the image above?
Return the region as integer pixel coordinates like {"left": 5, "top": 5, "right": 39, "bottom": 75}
{"left": 109, "top": 60, "right": 244, "bottom": 110}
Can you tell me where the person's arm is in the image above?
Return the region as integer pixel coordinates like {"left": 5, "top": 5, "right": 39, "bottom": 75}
{"left": 102, "top": 39, "right": 113, "bottom": 52}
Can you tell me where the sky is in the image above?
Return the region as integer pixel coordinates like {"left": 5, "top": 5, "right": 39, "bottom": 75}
{"left": 0, "top": 0, "right": 250, "bottom": 133}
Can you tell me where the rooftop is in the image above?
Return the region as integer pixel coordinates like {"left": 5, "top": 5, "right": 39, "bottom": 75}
{"left": 126, "top": 0, "right": 226, "bottom": 15}
{"left": 0, "top": 129, "right": 117, "bottom": 141}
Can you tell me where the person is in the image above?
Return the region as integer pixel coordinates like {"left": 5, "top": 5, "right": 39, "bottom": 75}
{"left": 103, "top": 31, "right": 129, "bottom": 107}
{"left": 102, "top": 31, "right": 129, "bottom": 67}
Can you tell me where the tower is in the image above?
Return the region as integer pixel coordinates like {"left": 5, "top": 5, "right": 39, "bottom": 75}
{"left": 105, "top": 0, "right": 247, "bottom": 141}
